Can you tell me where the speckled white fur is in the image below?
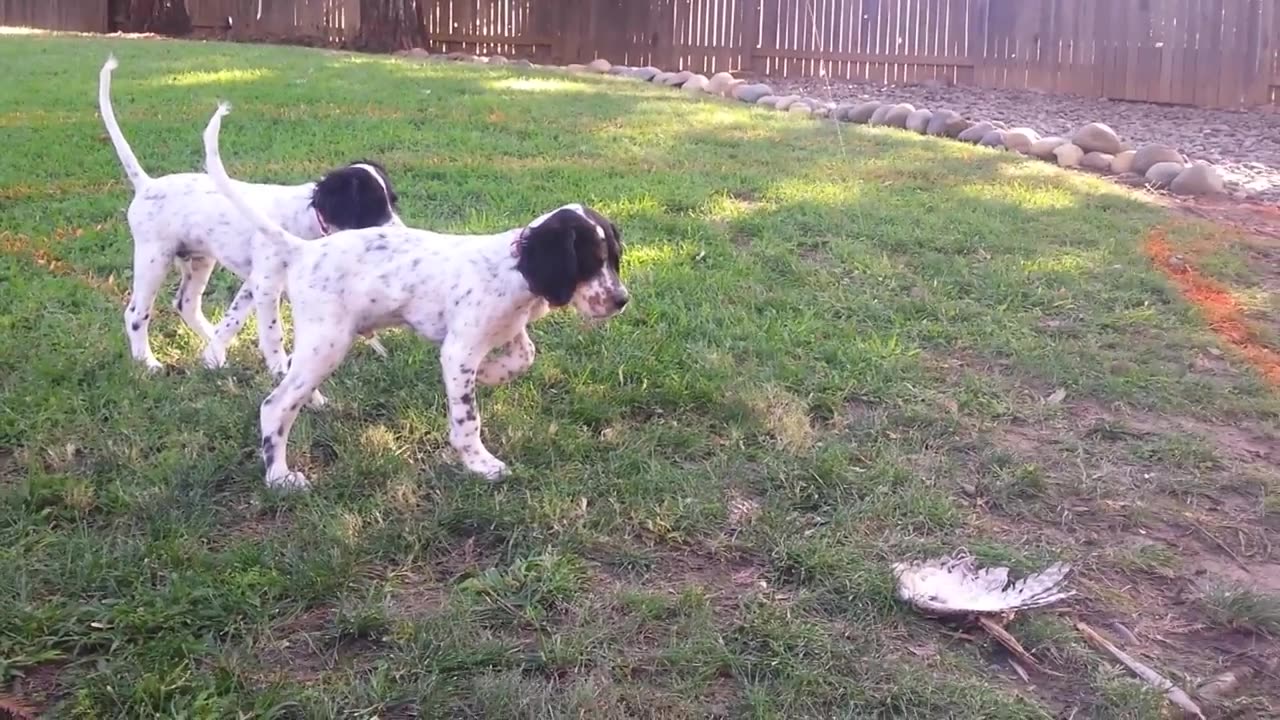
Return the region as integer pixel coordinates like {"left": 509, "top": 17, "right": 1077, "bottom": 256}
{"left": 203, "top": 103, "right": 630, "bottom": 490}
{"left": 98, "top": 55, "right": 401, "bottom": 376}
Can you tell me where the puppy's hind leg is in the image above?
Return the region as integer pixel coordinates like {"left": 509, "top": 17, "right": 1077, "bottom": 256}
{"left": 203, "top": 280, "right": 256, "bottom": 369}
{"left": 124, "top": 244, "right": 171, "bottom": 372}
{"left": 172, "top": 255, "right": 219, "bottom": 344}
{"left": 259, "top": 328, "right": 352, "bottom": 490}
{"left": 253, "top": 285, "right": 290, "bottom": 377}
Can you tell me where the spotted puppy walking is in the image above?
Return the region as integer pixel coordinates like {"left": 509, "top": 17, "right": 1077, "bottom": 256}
{"left": 99, "top": 55, "right": 402, "bottom": 374}
{"left": 203, "top": 102, "right": 630, "bottom": 489}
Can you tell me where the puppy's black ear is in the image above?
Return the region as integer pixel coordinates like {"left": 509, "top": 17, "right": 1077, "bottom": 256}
{"left": 516, "top": 211, "right": 579, "bottom": 307}
{"left": 311, "top": 170, "right": 357, "bottom": 230}
{"left": 581, "top": 206, "right": 623, "bottom": 266}
{"left": 312, "top": 166, "right": 390, "bottom": 230}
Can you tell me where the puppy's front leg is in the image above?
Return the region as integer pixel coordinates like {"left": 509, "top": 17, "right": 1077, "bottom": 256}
{"left": 476, "top": 329, "right": 535, "bottom": 386}
{"left": 259, "top": 330, "right": 352, "bottom": 490}
{"left": 202, "top": 281, "right": 255, "bottom": 369}
{"left": 441, "top": 337, "right": 507, "bottom": 479}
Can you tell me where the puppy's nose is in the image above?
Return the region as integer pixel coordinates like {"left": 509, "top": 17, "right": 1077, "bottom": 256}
{"left": 613, "top": 291, "right": 630, "bottom": 308}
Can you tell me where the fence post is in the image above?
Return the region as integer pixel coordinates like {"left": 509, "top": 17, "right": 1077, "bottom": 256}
{"left": 740, "top": 0, "right": 759, "bottom": 73}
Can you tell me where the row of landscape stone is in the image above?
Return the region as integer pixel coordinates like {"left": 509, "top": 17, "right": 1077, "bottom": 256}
{"left": 398, "top": 50, "right": 1226, "bottom": 197}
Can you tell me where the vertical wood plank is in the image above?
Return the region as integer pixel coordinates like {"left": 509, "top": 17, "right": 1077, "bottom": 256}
{"left": 1220, "top": 0, "right": 1242, "bottom": 106}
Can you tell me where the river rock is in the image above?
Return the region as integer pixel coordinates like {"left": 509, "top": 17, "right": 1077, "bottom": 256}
{"left": 733, "top": 83, "right": 773, "bottom": 103}
{"left": 1071, "top": 122, "right": 1123, "bottom": 154}
{"left": 882, "top": 103, "right": 916, "bottom": 128}
{"left": 774, "top": 95, "right": 804, "bottom": 110}
{"left": 1004, "top": 127, "right": 1040, "bottom": 153}
{"left": 1080, "top": 152, "right": 1115, "bottom": 171}
{"left": 869, "top": 104, "right": 895, "bottom": 125}
{"left": 957, "top": 121, "right": 994, "bottom": 143}
{"left": 682, "top": 75, "right": 709, "bottom": 93}
{"left": 1170, "top": 162, "right": 1226, "bottom": 196}
{"left": 1145, "top": 161, "right": 1187, "bottom": 188}
{"left": 706, "top": 71, "right": 736, "bottom": 94}
{"left": 1054, "top": 143, "right": 1085, "bottom": 167}
{"left": 979, "top": 130, "right": 1008, "bottom": 148}
{"left": 1111, "top": 150, "right": 1137, "bottom": 174}
{"left": 848, "top": 101, "right": 882, "bottom": 123}
{"left": 1133, "top": 144, "right": 1185, "bottom": 176}
{"left": 1029, "top": 136, "right": 1069, "bottom": 160}
{"left": 905, "top": 109, "right": 933, "bottom": 133}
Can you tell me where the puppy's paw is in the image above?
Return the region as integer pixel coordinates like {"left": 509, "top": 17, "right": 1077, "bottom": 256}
{"left": 307, "top": 389, "right": 328, "bottom": 409}
{"left": 265, "top": 469, "right": 310, "bottom": 492}
{"left": 466, "top": 455, "right": 509, "bottom": 482}
{"left": 140, "top": 356, "right": 165, "bottom": 374}
{"left": 201, "top": 342, "right": 228, "bottom": 370}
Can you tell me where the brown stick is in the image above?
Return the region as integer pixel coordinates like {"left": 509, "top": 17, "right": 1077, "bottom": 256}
{"left": 976, "top": 616, "right": 1064, "bottom": 678}
{"left": 1075, "top": 620, "right": 1204, "bottom": 719}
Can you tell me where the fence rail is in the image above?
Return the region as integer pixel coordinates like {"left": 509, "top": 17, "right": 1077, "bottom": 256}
{"left": 3, "top": 0, "right": 1278, "bottom": 108}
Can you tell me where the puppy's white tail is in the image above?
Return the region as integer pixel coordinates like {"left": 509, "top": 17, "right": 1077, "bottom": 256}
{"left": 98, "top": 55, "right": 150, "bottom": 190}
{"left": 202, "top": 102, "right": 303, "bottom": 254}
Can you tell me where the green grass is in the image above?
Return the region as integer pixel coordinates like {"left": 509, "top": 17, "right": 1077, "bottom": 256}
{"left": 3, "top": 34, "right": 1280, "bottom": 718}
{"left": 1202, "top": 585, "right": 1280, "bottom": 635}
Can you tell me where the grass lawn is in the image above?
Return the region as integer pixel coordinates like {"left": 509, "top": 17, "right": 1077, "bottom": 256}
{"left": 2, "top": 33, "right": 1280, "bottom": 719}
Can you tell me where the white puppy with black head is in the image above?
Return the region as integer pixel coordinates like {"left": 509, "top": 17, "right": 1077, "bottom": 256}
{"left": 203, "top": 102, "right": 630, "bottom": 490}
{"left": 99, "top": 55, "right": 403, "bottom": 375}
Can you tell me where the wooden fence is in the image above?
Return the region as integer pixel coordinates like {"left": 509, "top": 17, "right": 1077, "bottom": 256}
{"left": 185, "top": 0, "right": 358, "bottom": 45}
{"left": 3, "top": 0, "right": 1278, "bottom": 108}
{"left": 0, "top": 0, "right": 107, "bottom": 32}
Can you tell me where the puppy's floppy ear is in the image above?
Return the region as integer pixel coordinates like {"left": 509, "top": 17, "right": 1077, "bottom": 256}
{"left": 580, "top": 206, "right": 623, "bottom": 265}
{"left": 516, "top": 210, "right": 579, "bottom": 307}
{"left": 312, "top": 165, "right": 393, "bottom": 230}
{"left": 311, "top": 170, "right": 357, "bottom": 229}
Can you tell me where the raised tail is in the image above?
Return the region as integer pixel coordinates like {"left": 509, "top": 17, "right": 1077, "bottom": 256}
{"left": 98, "top": 55, "right": 150, "bottom": 190}
{"left": 202, "top": 102, "right": 303, "bottom": 254}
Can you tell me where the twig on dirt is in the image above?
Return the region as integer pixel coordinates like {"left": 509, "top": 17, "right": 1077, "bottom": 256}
{"left": 1190, "top": 520, "right": 1251, "bottom": 573}
{"left": 1075, "top": 620, "right": 1204, "bottom": 719}
{"left": 1008, "top": 657, "right": 1031, "bottom": 683}
{"left": 977, "top": 615, "right": 1064, "bottom": 678}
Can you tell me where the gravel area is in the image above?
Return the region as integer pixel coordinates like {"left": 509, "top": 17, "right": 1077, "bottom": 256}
{"left": 769, "top": 78, "right": 1280, "bottom": 204}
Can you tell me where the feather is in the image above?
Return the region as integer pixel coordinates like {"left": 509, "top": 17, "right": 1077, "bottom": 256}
{"left": 893, "top": 553, "right": 1075, "bottom": 617}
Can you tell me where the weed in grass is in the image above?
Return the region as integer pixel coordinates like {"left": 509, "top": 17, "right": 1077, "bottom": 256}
{"left": 457, "top": 549, "right": 587, "bottom": 625}
{"left": 1087, "top": 665, "right": 1169, "bottom": 720}
{"left": 1201, "top": 585, "right": 1280, "bottom": 635}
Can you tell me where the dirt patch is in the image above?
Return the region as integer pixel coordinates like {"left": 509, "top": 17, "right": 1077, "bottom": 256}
{"left": 253, "top": 605, "right": 381, "bottom": 687}
{"left": 1145, "top": 226, "right": 1280, "bottom": 386}
{"left": 4, "top": 662, "right": 65, "bottom": 718}
{"left": 383, "top": 568, "right": 449, "bottom": 620}
{"left": 595, "top": 544, "right": 774, "bottom": 611}
{"left": 209, "top": 502, "right": 296, "bottom": 548}
{"left": 1165, "top": 195, "right": 1280, "bottom": 244}
{"left": 0, "top": 230, "right": 124, "bottom": 302}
